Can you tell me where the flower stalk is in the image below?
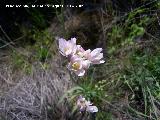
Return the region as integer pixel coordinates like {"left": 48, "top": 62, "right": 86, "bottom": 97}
{"left": 58, "top": 37, "right": 104, "bottom": 119}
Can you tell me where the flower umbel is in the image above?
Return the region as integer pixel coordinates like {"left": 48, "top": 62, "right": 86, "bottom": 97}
{"left": 58, "top": 37, "right": 105, "bottom": 76}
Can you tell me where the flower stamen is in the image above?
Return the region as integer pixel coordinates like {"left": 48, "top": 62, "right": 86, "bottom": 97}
{"left": 72, "top": 62, "right": 80, "bottom": 70}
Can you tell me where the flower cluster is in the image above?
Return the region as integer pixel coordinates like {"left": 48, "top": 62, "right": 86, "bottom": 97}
{"left": 58, "top": 37, "right": 105, "bottom": 76}
{"left": 77, "top": 96, "right": 98, "bottom": 113}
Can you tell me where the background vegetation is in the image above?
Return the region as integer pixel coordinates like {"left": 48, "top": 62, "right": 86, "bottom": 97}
{"left": 0, "top": 0, "right": 160, "bottom": 120}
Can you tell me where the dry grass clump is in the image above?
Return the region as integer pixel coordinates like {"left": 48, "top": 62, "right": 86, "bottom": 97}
{"left": 0, "top": 58, "right": 74, "bottom": 120}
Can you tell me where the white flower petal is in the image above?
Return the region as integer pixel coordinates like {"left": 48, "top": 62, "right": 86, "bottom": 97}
{"left": 58, "top": 38, "right": 77, "bottom": 57}
{"left": 76, "top": 45, "right": 85, "bottom": 57}
{"left": 86, "top": 106, "right": 98, "bottom": 113}
{"left": 91, "top": 48, "right": 102, "bottom": 56}
{"left": 65, "top": 48, "right": 72, "bottom": 56}
{"left": 84, "top": 49, "right": 91, "bottom": 59}
{"left": 72, "top": 45, "right": 77, "bottom": 54}
{"left": 92, "top": 48, "right": 102, "bottom": 53}
{"left": 100, "top": 60, "right": 105, "bottom": 63}
{"left": 92, "top": 53, "right": 103, "bottom": 60}
{"left": 70, "top": 37, "right": 77, "bottom": 44}
{"left": 92, "top": 60, "right": 105, "bottom": 64}
{"left": 75, "top": 69, "right": 85, "bottom": 76}
{"left": 87, "top": 48, "right": 105, "bottom": 65}
{"left": 58, "top": 38, "right": 67, "bottom": 54}
{"left": 70, "top": 55, "right": 82, "bottom": 62}
{"left": 58, "top": 38, "right": 66, "bottom": 48}
{"left": 85, "top": 101, "right": 92, "bottom": 106}
{"left": 82, "top": 60, "right": 91, "bottom": 69}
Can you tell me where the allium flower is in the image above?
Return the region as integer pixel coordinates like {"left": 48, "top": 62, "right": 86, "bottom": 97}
{"left": 67, "top": 55, "right": 91, "bottom": 76}
{"left": 77, "top": 96, "right": 87, "bottom": 112}
{"left": 58, "top": 37, "right": 105, "bottom": 76}
{"left": 86, "top": 101, "right": 98, "bottom": 113}
{"left": 76, "top": 96, "right": 98, "bottom": 113}
{"left": 86, "top": 48, "right": 105, "bottom": 64}
{"left": 76, "top": 45, "right": 85, "bottom": 58}
{"left": 58, "top": 38, "right": 77, "bottom": 57}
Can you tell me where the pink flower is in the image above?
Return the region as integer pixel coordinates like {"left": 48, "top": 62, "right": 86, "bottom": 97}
{"left": 77, "top": 96, "right": 98, "bottom": 113}
{"left": 75, "top": 45, "right": 85, "bottom": 58}
{"left": 67, "top": 55, "right": 91, "bottom": 76}
{"left": 67, "top": 55, "right": 85, "bottom": 76}
{"left": 86, "top": 48, "right": 105, "bottom": 64}
{"left": 58, "top": 38, "right": 77, "bottom": 57}
{"left": 58, "top": 37, "right": 105, "bottom": 76}
{"left": 77, "top": 96, "right": 87, "bottom": 112}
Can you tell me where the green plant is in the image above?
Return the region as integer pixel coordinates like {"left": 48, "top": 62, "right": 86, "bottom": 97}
{"left": 60, "top": 75, "right": 105, "bottom": 104}
{"left": 96, "top": 111, "right": 113, "bottom": 120}
{"left": 11, "top": 50, "right": 32, "bottom": 74}
{"left": 30, "top": 29, "right": 54, "bottom": 62}
{"left": 120, "top": 53, "right": 160, "bottom": 119}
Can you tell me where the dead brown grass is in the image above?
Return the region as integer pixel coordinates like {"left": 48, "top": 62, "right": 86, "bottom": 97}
{"left": 0, "top": 57, "right": 75, "bottom": 120}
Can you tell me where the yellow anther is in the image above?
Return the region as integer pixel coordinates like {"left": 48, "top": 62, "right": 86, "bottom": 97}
{"left": 72, "top": 62, "right": 80, "bottom": 70}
